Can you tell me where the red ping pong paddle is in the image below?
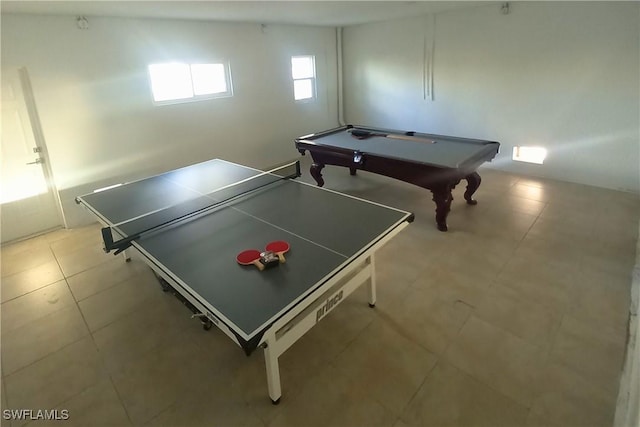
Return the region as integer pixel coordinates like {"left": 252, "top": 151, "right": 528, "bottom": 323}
{"left": 236, "top": 249, "right": 265, "bottom": 271}
{"left": 266, "top": 241, "right": 290, "bottom": 263}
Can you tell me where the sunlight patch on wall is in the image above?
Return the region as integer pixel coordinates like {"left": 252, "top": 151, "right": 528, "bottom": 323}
{"left": 512, "top": 146, "right": 547, "bottom": 165}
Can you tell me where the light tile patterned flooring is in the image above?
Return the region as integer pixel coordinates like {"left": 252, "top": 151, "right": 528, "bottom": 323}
{"left": 1, "top": 161, "right": 638, "bottom": 426}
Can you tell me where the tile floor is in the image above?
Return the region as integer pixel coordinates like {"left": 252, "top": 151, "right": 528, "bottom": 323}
{"left": 1, "top": 160, "right": 638, "bottom": 427}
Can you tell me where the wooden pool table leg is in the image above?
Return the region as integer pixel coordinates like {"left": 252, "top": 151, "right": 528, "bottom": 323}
{"left": 463, "top": 172, "right": 482, "bottom": 205}
{"left": 310, "top": 163, "right": 325, "bottom": 187}
{"left": 431, "top": 184, "right": 454, "bottom": 232}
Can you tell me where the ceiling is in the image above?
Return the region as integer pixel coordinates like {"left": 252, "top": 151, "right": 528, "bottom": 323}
{"left": 0, "top": 1, "right": 493, "bottom": 27}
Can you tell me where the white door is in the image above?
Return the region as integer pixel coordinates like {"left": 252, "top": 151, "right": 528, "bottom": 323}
{"left": 1, "top": 68, "right": 62, "bottom": 243}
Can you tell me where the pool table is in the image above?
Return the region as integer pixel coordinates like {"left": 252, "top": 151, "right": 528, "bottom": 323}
{"left": 294, "top": 125, "right": 500, "bottom": 232}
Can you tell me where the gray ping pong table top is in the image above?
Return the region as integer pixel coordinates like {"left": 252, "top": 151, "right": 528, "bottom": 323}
{"left": 77, "top": 159, "right": 413, "bottom": 352}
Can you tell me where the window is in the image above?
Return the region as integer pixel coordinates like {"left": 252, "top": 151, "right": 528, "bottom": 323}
{"left": 291, "top": 55, "right": 316, "bottom": 101}
{"left": 512, "top": 146, "right": 547, "bottom": 164}
{"left": 148, "top": 62, "right": 232, "bottom": 104}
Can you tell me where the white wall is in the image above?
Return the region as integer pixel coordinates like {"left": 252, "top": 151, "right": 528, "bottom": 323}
{"left": 343, "top": 1, "right": 640, "bottom": 193}
{"left": 1, "top": 14, "right": 339, "bottom": 227}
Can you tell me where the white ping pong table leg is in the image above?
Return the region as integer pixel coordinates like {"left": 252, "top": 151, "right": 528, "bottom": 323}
{"left": 263, "top": 334, "right": 282, "bottom": 404}
{"left": 121, "top": 248, "right": 131, "bottom": 262}
{"left": 368, "top": 254, "right": 377, "bottom": 307}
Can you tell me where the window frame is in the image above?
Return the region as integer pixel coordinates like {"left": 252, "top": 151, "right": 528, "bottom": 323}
{"left": 148, "top": 61, "right": 233, "bottom": 106}
{"left": 291, "top": 55, "right": 317, "bottom": 102}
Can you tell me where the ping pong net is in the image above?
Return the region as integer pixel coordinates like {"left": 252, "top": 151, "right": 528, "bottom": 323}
{"left": 101, "top": 160, "right": 301, "bottom": 255}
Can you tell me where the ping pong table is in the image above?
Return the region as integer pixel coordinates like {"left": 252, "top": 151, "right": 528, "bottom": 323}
{"left": 76, "top": 158, "right": 413, "bottom": 403}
